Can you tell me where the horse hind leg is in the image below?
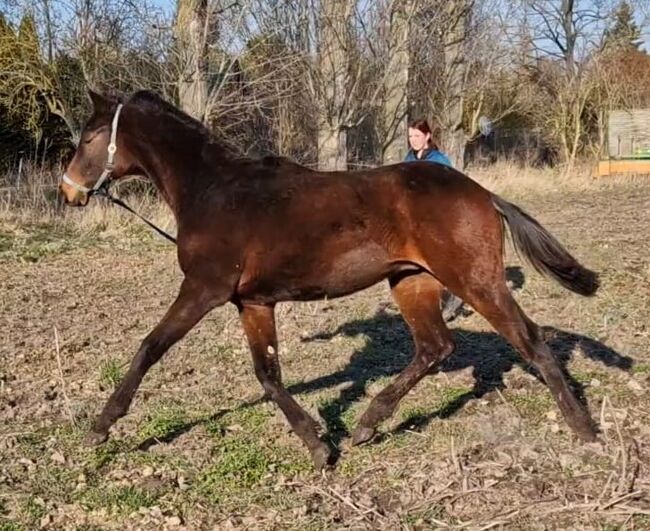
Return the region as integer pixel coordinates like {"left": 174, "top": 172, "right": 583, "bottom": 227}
{"left": 464, "top": 282, "right": 597, "bottom": 441}
{"left": 352, "top": 271, "right": 455, "bottom": 445}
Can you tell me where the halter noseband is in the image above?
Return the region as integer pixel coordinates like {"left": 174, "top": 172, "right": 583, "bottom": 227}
{"left": 62, "top": 103, "right": 123, "bottom": 195}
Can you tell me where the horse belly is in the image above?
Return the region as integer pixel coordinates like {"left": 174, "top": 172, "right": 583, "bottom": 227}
{"left": 238, "top": 242, "right": 393, "bottom": 303}
{"left": 317, "top": 242, "right": 392, "bottom": 298}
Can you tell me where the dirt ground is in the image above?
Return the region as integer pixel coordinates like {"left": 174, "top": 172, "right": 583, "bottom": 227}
{"left": 1, "top": 180, "right": 649, "bottom": 530}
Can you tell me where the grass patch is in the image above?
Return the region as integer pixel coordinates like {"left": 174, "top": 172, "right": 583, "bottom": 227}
{"left": 569, "top": 369, "right": 611, "bottom": 386}
{"left": 14, "top": 432, "right": 47, "bottom": 462}
{"left": 222, "top": 406, "right": 272, "bottom": 433}
{"left": 78, "top": 485, "right": 157, "bottom": 515}
{"left": 137, "top": 401, "right": 189, "bottom": 442}
{"left": 0, "top": 231, "right": 11, "bottom": 253}
{"left": 0, "top": 222, "right": 92, "bottom": 262}
{"left": 435, "top": 386, "right": 474, "bottom": 415}
{"left": 508, "top": 391, "right": 555, "bottom": 421}
{"left": 204, "top": 416, "right": 226, "bottom": 437}
{"left": 87, "top": 438, "right": 133, "bottom": 470}
{"left": 0, "top": 523, "right": 24, "bottom": 531}
{"left": 317, "top": 397, "right": 360, "bottom": 436}
{"left": 136, "top": 401, "right": 272, "bottom": 446}
{"left": 632, "top": 363, "right": 650, "bottom": 375}
{"left": 570, "top": 370, "right": 594, "bottom": 384}
{"left": 204, "top": 404, "right": 273, "bottom": 439}
{"left": 16, "top": 423, "right": 88, "bottom": 467}
{"left": 400, "top": 405, "right": 429, "bottom": 424}
{"left": 400, "top": 385, "right": 474, "bottom": 425}
{"left": 21, "top": 497, "right": 46, "bottom": 523}
{"left": 196, "top": 436, "right": 271, "bottom": 503}
{"left": 197, "top": 434, "right": 310, "bottom": 504}
{"left": 84, "top": 434, "right": 190, "bottom": 476}
{"left": 98, "top": 358, "right": 123, "bottom": 390}
{"left": 17, "top": 464, "right": 79, "bottom": 507}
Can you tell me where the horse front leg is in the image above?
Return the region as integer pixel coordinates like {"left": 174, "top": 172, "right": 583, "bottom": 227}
{"left": 85, "top": 277, "right": 228, "bottom": 445}
{"left": 239, "top": 303, "right": 332, "bottom": 470}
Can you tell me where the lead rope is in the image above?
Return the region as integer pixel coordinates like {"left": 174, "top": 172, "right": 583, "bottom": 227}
{"left": 95, "top": 187, "right": 177, "bottom": 244}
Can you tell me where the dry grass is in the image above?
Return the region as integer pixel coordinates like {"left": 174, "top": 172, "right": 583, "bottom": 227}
{"left": 471, "top": 159, "right": 650, "bottom": 197}
{"left": 0, "top": 167, "right": 175, "bottom": 262}
{"left": 1, "top": 165, "right": 649, "bottom": 530}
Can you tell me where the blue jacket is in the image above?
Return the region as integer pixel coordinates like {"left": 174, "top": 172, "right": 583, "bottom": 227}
{"left": 404, "top": 148, "right": 452, "bottom": 168}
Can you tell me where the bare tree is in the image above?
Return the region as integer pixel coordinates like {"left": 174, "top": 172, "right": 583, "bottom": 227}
{"left": 440, "top": 1, "right": 471, "bottom": 168}
{"left": 175, "top": 0, "right": 209, "bottom": 121}
{"left": 410, "top": 0, "right": 517, "bottom": 169}
{"left": 380, "top": 0, "right": 412, "bottom": 164}
{"left": 518, "top": 0, "right": 639, "bottom": 166}
{"left": 0, "top": 0, "right": 173, "bottom": 145}
{"left": 315, "top": 0, "right": 354, "bottom": 170}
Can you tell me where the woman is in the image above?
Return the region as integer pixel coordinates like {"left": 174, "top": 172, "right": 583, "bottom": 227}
{"left": 404, "top": 118, "right": 464, "bottom": 321}
{"left": 405, "top": 119, "right": 453, "bottom": 167}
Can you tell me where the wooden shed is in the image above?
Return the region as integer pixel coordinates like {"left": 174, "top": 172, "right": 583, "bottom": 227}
{"left": 596, "top": 109, "right": 650, "bottom": 176}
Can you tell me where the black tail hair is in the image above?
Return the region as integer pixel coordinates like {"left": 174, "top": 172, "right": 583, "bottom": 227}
{"left": 492, "top": 195, "right": 599, "bottom": 296}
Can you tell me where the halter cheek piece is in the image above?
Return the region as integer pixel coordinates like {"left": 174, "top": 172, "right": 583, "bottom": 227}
{"left": 61, "top": 103, "right": 123, "bottom": 195}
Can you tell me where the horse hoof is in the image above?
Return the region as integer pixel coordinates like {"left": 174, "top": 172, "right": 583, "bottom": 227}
{"left": 351, "top": 425, "right": 375, "bottom": 446}
{"left": 310, "top": 444, "right": 332, "bottom": 472}
{"left": 576, "top": 426, "right": 598, "bottom": 443}
{"left": 84, "top": 431, "right": 108, "bottom": 447}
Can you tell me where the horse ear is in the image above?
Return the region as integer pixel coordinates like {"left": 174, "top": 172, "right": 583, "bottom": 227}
{"left": 88, "top": 87, "right": 124, "bottom": 114}
{"left": 88, "top": 88, "right": 111, "bottom": 113}
{"left": 105, "top": 87, "right": 125, "bottom": 105}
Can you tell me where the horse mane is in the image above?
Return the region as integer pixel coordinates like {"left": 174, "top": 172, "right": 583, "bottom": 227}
{"left": 128, "top": 90, "right": 208, "bottom": 137}
{"left": 128, "top": 90, "right": 238, "bottom": 160}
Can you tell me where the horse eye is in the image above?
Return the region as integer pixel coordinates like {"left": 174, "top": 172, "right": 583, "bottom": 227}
{"left": 83, "top": 126, "right": 106, "bottom": 144}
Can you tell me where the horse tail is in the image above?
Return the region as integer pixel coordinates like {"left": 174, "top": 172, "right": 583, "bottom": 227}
{"left": 491, "top": 194, "right": 599, "bottom": 296}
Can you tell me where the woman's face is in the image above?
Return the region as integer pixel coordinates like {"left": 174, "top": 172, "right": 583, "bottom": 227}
{"left": 408, "top": 127, "right": 430, "bottom": 152}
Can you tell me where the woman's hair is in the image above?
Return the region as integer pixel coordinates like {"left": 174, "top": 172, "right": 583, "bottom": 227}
{"left": 408, "top": 118, "right": 440, "bottom": 150}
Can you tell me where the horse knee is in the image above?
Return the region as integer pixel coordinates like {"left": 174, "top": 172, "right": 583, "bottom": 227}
{"left": 133, "top": 336, "right": 166, "bottom": 370}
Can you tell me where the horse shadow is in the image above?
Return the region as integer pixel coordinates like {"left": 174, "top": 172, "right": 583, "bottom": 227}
{"left": 138, "top": 266, "right": 633, "bottom": 458}
{"left": 286, "top": 266, "right": 633, "bottom": 446}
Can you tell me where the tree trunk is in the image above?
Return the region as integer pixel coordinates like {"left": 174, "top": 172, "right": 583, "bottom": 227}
{"left": 41, "top": 0, "right": 54, "bottom": 63}
{"left": 318, "top": 126, "right": 348, "bottom": 171}
{"left": 382, "top": 2, "right": 411, "bottom": 165}
{"left": 317, "top": 0, "right": 352, "bottom": 170}
{"left": 441, "top": 2, "right": 468, "bottom": 170}
{"left": 176, "top": 0, "right": 209, "bottom": 122}
{"left": 561, "top": 0, "right": 576, "bottom": 75}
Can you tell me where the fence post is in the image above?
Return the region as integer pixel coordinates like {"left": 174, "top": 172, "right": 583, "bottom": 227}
{"left": 17, "top": 155, "right": 23, "bottom": 189}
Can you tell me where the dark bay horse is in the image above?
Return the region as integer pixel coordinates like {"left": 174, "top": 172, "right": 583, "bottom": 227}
{"left": 59, "top": 90, "right": 600, "bottom": 469}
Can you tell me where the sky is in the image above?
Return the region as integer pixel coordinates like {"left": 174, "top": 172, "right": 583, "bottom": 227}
{"left": 1, "top": 0, "right": 648, "bottom": 52}
{"left": 150, "top": 0, "right": 175, "bottom": 16}
{"left": 148, "top": 0, "right": 649, "bottom": 51}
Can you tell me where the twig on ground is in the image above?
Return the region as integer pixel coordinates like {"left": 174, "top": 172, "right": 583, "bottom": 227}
{"left": 54, "top": 326, "right": 75, "bottom": 425}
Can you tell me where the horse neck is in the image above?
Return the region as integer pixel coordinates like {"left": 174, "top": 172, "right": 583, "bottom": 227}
{"left": 124, "top": 111, "right": 221, "bottom": 217}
